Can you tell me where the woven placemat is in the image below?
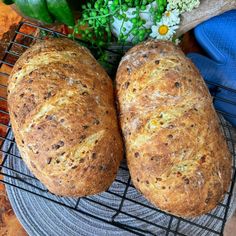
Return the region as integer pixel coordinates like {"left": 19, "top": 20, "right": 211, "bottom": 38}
{"left": 3, "top": 114, "right": 236, "bottom": 236}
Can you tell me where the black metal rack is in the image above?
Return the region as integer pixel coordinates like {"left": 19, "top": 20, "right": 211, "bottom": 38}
{"left": 0, "top": 21, "right": 236, "bottom": 236}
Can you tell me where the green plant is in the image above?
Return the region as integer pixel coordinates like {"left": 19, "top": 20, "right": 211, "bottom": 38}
{"left": 2, "top": 0, "right": 82, "bottom": 26}
{"left": 71, "top": 0, "right": 167, "bottom": 47}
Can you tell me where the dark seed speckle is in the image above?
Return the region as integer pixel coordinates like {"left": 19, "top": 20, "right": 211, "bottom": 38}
{"left": 175, "top": 82, "right": 181, "bottom": 88}
{"left": 46, "top": 157, "right": 52, "bottom": 164}
{"left": 79, "top": 158, "right": 85, "bottom": 163}
{"left": 82, "top": 91, "right": 89, "bottom": 96}
{"left": 99, "top": 165, "right": 106, "bottom": 171}
{"left": 134, "top": 152, "right": 140, "bottom": 158}
{"left": 124, "top": 81, "right": 130, "bottom": 89}
{"left": 92, "top": 153, "right": 96, "bottom": 159}
{"left": 93, "top": 119, "right": 100, "bottom": 125}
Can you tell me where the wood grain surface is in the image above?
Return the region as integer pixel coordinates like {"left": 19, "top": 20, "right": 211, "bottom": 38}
{"left": 177, "top": 0, "right": 236, "bottom": 37}
{"left": 0, "top": 3, "right": 27, "bottom": 235}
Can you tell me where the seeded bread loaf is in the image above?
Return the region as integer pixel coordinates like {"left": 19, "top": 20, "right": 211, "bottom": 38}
{"left": 8, "top": 38, "right": 123, "bottom": 197}
{"left": 116, "top": 40, "right": 231, "bottom": 217}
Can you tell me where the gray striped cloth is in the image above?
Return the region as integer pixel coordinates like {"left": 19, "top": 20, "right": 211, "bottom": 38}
{"left": 3, "top": 115, "right": 236, "bottom": 236}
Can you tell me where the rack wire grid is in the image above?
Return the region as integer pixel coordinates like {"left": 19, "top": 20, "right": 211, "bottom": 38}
{"left": 0, "top": 21, "right": 236, "bottom": 236}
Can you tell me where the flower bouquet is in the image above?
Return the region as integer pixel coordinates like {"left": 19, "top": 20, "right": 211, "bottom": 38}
{"left": 2, "top": 0, "right": 234, "bottom": 48}
{"left": 71, "top": 0, "right": 201, "bottom": 46}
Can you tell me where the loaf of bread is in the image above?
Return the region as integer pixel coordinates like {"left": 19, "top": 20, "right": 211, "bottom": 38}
{"left": 116, "top": 40, "right": 231, "bottom": 217}
{"left": 8, "top": 38, "right": 123, "bottom": 197}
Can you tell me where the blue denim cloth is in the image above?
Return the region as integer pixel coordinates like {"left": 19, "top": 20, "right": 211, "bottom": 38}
{"left": 188, "top": 10, "right": 236, "bottom": 126}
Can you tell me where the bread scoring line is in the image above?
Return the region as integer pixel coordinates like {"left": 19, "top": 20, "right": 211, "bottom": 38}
{"left": 8, "top": 50, "right": 83, "bottom": 91}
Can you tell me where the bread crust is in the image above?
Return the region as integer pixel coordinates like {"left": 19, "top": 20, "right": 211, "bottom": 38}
{"left": 8, "top": 38, "right": 123, "bottom": 197}
{"left": 116, "top": 40, "right": 231, "bottom": 217}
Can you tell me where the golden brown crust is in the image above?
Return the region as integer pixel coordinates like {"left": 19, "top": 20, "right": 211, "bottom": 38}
{"left": 8, "top": 38, "right": 123, "bottom": 197}
{"left": 116, "top": 40, "right": 231, "bottom": 217}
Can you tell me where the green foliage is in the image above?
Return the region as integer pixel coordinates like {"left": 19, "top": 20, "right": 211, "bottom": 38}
{"left": 72, "top": 0, "right": 167, "bottom": 47}
{"left": 5, "top": 0, "right": 81, "bottom": 26}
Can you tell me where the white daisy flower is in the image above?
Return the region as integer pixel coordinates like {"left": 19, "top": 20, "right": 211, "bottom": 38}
{"left": 150, "top": 20, "right": 179, "bottom": 40}
{"left": 162, "top": 8, "right": 180, "bottom": 26}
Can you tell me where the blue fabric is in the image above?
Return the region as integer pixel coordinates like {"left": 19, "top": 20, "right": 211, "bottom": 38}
{"left": 188, "top": 10, "right": 236, "bottom": 126}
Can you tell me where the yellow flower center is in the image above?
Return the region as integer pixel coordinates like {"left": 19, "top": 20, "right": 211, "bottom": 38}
{"left": 165, "top": 11, "right": 171, "bottom": 17}
{"left": 158, "top": 25, "right": 169, "bottom": 35}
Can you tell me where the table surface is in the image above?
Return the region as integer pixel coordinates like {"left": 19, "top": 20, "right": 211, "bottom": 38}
{"left": 0, "top": 4, "right": 28, "bottom": 235}
{"left": 0, "top": 3, "right": 235, "bottom": 236}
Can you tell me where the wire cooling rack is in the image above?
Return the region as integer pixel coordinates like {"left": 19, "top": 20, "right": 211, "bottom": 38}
{"left": 0, "top": 21, "right": 236, "bottom": 236}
